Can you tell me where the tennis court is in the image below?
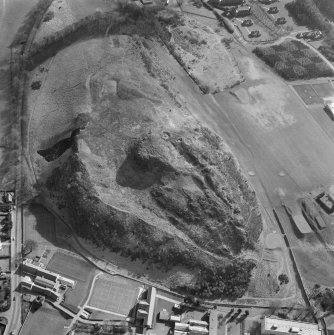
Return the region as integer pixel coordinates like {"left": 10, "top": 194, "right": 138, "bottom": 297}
{"left": 293, "top": 84, "right": 322, "bottom": 105}
{"left": 88, "top": 275, "right": 140, "bottom": 315}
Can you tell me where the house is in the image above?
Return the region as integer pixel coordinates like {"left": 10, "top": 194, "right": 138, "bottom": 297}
{"left": 261, "top": 317, "right": 322, "bottom": 335}
{"left": 3, "top": 193, "right": 13, "bottom": 204}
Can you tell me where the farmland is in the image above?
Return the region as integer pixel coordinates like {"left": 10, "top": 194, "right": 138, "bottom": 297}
{"left": 254, "top": 39, "right": 334, "bottom": 81}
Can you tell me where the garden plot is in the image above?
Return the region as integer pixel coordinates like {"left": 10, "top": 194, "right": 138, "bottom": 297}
{"left": 254, "top": 39, "right": 334, "bottom": 81}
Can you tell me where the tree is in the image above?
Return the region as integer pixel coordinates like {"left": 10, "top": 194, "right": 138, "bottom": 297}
{"left": 278, "top": 273, "right": 289, "bottom": 285}
{"left": 23, "top": 240, "right": 37, "bottom": 256}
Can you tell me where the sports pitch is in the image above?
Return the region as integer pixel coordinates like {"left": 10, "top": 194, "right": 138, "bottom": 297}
{"left": 293, "top": 83, "right": 334, "bottom": 105}
{"left": 88, "top": 275, "right": 140, "bottom": 315}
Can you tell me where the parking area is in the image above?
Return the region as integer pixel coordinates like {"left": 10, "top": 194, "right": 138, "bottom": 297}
{"left": 232, "top": 0, "right": 307, "bottom": 42}
{"left": 258, "top": 0, "right": 305, "bottom": 32}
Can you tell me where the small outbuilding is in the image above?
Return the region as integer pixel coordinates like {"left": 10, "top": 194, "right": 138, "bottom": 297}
{"left": 159, "top": 309, "right": 170, "bottom": 321}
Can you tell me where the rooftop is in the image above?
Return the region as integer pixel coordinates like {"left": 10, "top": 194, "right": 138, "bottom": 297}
{"left": 263, "top": 317, "right": 322, "bottom": 335}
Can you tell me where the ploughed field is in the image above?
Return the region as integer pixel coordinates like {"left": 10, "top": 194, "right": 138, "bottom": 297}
{"left": 24, "top": 7, "right": 263, "bottom": 298}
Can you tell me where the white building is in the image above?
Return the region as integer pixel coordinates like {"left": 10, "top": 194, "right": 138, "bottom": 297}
{"left": 261, "top": 317, "right": 322, "bottom": 335}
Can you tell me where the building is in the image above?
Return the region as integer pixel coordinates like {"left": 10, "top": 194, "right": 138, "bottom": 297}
{"left": 136, "top": 287, "right": 157, "bottom": 330}
{"left": 291, "top": 214, "right": 313, "bottom": 234}
{"left": 22, "top": 259, "right": 75, "bottom": 288}
{"left": 22, "top": 259, "right": 59, "bottom": 282}
{"left": 261, "top": 317, "right": 322, "bottom": 335}
{"left": 170, "top": 315, "right": 182, "bottom": 322}
{"left": 175, "top": 323, "right": 189, "bottom": 332}
{"left": 189, "top": 325, "right": 209, "bottom": 335}
{"left": 159, "top": 309, "right": 170, "bottom": 321}
{"left": 34, "top": 276, "right": 57, "bottom": 290}
{"left": 189, "top": 320, "right": 209, "bottom": 328}
{"left": 217, "top": 0, "right": 244, "bottom": 5}
{"left": 3, "top": 193, "right": 13, "bottom": 204}
{"left": 209, "top": 310, "right": 218, "bottom": 335}
{"left": 146, "top": 287, "right": 156, "bottom": 328}
{"left": 316, "top": 192, "right": 334, "bottom": 213}
{"left": 21, "top": 276, "right": 61, "bottom": 302}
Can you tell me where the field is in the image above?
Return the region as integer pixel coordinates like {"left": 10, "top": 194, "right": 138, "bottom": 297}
{"left": 20, "top": 302, "right": 71, "bottom": 335}
{"left": 24, "top": 204, "right": 56, "bottom": 244}
{"left": 254, "top": 39, "right": 334, "bottom": 81}
{"left": 47, "top": 251, "right": 92, "bottom": 281}
{"left": 47, "top": 251, "right": 95, "bottom": 308}
{"left": 87, "top": 275, "right": 141, "bottom": 316}
{"left": 293, "top": 82, "right": 334, "bottom": 105}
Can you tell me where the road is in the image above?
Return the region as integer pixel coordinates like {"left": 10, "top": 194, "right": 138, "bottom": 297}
{"left": 0, "top": 0, "right": 38, "bottom": 334}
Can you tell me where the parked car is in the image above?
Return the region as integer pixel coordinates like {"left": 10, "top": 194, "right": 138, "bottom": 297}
{"left": 242, "top": 19, "right": 253, "bottom": 26}
{"left": 249, "top": 30, "right": 261, "bottom": 38}
{"left": 296, "top": 32, "right": 304, "bottom": 39}
{"left": 310, "top": 30, "right": 323, "bottom": 40}
{"left": 267, "top": 6, "right": 278, "bottom": 14}
{"left": 275, "top": 17, "right": 286, "bottom": 24}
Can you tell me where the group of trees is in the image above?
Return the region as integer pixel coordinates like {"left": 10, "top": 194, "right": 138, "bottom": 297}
{"left": 177, "top": 260, "right": 256, "bottom": 299}
{"left": 0, "top": 279, "right": 11, "bottom": 312}
{"left": 285, "top": 0, "right": 330, "bottom": 31}
{"left": 254, "top": 41, "right": 334, "bottom": 80}
{"left": 1, "top": 216, "right": 12, "bottom": 239}
{"left": 278, "top": 273, "right": 289, "bottom": 285}
{"left": 11, "top": 0, "right": 54, "bottom": 47}
{"left": 25, "top": 4, "right": 172, "bottom": 71}
{"left": 285, "top": 0, "right": 334, "bottom": 61}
